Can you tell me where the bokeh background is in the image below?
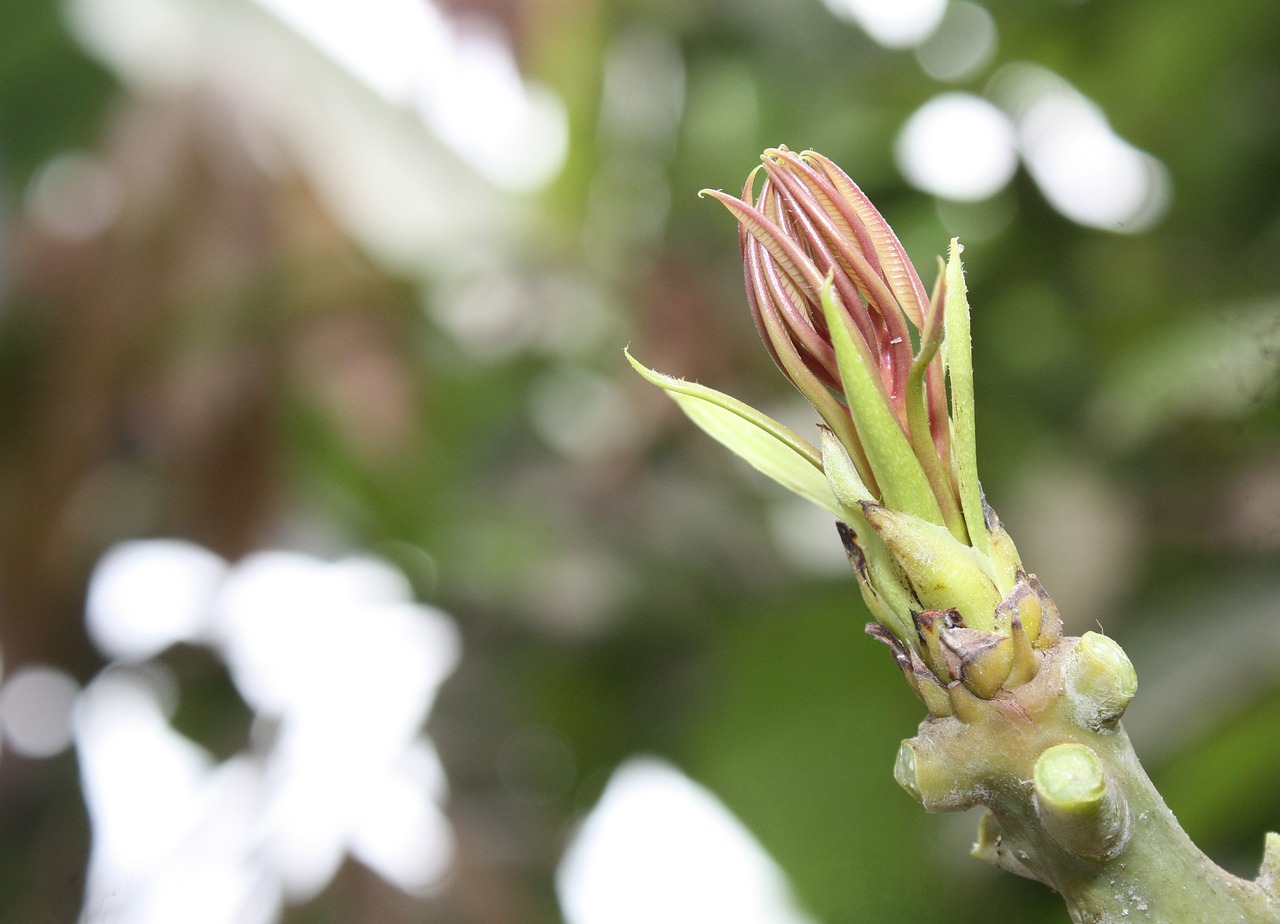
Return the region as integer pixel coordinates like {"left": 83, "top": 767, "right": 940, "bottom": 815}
{"left": 1, "top": 0, "right": 1279, "bottom": 922}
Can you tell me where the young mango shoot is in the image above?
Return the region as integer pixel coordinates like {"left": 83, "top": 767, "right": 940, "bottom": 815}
{"left": 629, "top": 147, "right": 1280, "bottom": 924}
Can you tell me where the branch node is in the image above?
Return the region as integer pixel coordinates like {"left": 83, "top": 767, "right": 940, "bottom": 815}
{"left": 1033, "top": 742, "right": 1130, "bottom": 861}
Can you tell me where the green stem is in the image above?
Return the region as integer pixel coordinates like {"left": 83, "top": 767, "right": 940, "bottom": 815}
{"left": 894, "top": 637, "right": 1280, "bottom": 923}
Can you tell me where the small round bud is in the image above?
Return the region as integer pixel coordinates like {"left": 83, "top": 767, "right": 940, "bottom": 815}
{"left": 895, "top": 741, "right": 921, "bottom": 802}
{"left": 1069, "top": 632, "right": 1138, "bottom": 729}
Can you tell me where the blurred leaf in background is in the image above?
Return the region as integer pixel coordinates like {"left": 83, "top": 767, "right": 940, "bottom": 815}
{"left": 0, "top": 0, "right": 1277, "bottom": 922}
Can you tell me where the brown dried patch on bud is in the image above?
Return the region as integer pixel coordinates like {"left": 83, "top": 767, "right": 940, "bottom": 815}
{"left": 866, "top": 622, "right": 913, "bottom": 681}
{"left": 867, "top": 623, "right": 952, "bottom": 716}
{"left": 994, "top": 579, "right": 1042, "bottom": 687}
{"left": 981, "top": 492, "right": 1000, "bottom": 532}
{"left": 914, "top": 608, "right": 963, "bottom": 681}
{"left": 1026, "top": 573, "right": 1063, "bottom": 649}
{"left": 983, "top": 503, "right": 1024, "bottom": 595}
{"left": 996, "top": 575, "right": 1043, "bottom": 644}
{"left": 835, "top": 520, "right": 867, "bottom": 579}
{"left": 940, "top": 625, "right": 1015, "bottom": 700}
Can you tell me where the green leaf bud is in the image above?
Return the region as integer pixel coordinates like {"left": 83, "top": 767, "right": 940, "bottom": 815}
{"left": 982, "top": 500, "right": 1024, "bottom": 596}
{"left": 863, "top": 503, "right": 1001, "bottom": 631}
{"left": 994, "top": 576, "right": 1043, "bottom": 645}
{"left": 1068, "top": 631, "right": 1138, "bottom": 729}
{"left": 894, "top": 740, "right": 922, "bottom": 802}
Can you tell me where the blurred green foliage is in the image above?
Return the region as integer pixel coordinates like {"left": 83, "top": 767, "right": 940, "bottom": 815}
{"left": 1, "top": 0, "right": 1279, "bottom": 922}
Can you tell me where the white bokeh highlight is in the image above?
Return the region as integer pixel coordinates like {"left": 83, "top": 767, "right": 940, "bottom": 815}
{"left": 557, "top": 758, "right": 819, "bottom": 924}
{"left": 914, "top": 2, "right": 997, "bottom": 82}
{"left": 71, "top": 0, "right": 568, "bottom": 192}
{"left": 822, "top": 0, "right": 947, "bottom": 48}
{"left": 25, "top": 151, "right": 123, "bottom": 241}
{"left": 0, "top": 664, "right": 81, "bottom": 758}
{"left": 210, "top": 551, "right": 460, "bottom": 899}
{"left": 992, "top": 63, "right": 1171, "bottom": 232}
{"left": 63, "top": 0, "right": 566, "bottom": 278}
{"left": 86, "top": 539, "right": 228, "bottom": 662}
{"left": 76, "top": 541, "right": 462, "bottom": 922}
{"left": 253, "top": 0, "right": 567, "bottom": 191}
{"left": 76, "top": 672, "right": 280, "bottom": 924}
{"left": 895, "top": 92, "right": 1018, "bottom": 201}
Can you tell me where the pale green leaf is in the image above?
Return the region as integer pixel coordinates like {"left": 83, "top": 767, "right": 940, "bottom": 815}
{"left": 626, "top": 351, "right": 841, "bottom": 517}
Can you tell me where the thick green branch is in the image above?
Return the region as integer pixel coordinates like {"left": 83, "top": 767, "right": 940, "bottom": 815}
{"left": 894, "top": 636, "right": 1280, "bottom": 923}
